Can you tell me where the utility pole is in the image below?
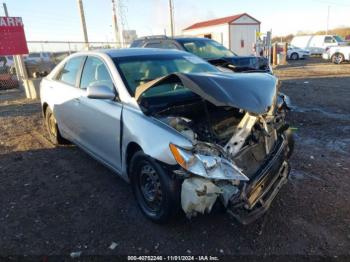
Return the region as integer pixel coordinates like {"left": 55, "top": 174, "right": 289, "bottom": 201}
{"left": 3, "top": 2, "right": 8, "bottom": 15}
{"left": 77, "top": 0, "right": 89, "bottom": 50}
{"left": 111, "top": 0, "right": 120, "bottom": 47}
{"left": 111, "top": 0, "right": 124, "bottom": 48}
{"left": 168, "top": 0, "right": 174, "bottom": 37}
{"left": 326, "top": 5, "right": 330, "bottom": 35}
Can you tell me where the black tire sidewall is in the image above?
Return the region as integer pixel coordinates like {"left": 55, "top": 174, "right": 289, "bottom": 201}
{"left": 130, "top": 151, "right": 181, "bottom": 223}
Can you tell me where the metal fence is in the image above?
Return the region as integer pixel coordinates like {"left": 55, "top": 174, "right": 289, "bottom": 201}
{"left": 0, "top": 56, "right": 19, "bottom": 90}
{"left": 24, "top": 41, "right": 127, "bottom": 78}
{"left": 0, "top": 41, "right": 127, "bottom": 91}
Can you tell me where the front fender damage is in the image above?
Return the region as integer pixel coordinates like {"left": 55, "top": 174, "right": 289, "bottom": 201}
{"left": 179, "top": 133, "right": 293, "bottom": 224}
{"left": 137, "top": 71, "right": 294, "bottom": 224}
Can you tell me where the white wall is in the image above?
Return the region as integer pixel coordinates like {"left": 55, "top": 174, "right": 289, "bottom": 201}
{"left": 230, "top": 15, "right": 260, "bottom": 55}
{"left": 182, "top": 24, "right": 230, "bottom": 49}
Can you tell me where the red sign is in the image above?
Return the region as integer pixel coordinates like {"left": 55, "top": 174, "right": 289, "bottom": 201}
{"left": 0, "top": 16, "right": 29, "bottom": 56}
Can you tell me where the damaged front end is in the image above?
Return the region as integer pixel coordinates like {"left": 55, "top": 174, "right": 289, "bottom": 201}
{"left": 135, "top": 72, "right": 294, "bottom": 224}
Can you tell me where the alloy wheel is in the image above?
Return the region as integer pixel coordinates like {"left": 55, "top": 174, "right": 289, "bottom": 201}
{"left": 334, "top": 54, "right": 343, "bottom": 64}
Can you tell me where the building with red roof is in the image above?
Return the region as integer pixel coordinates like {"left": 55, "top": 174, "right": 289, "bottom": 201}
{"left": 183, "top": 13, "right": 261, "bottom": 55}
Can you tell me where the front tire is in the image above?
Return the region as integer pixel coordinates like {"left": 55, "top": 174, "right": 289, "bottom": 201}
{"left": 331, "top": 53, "right": 344, "bottom": 64}
{"left": 44, "top": 107, "right": 68, "bottom": 145}
{"left": 129, "top": 151, "right": 181, "bottom": 223}
{"left": 290, "top": 52, "right": 299, "bottom": 60}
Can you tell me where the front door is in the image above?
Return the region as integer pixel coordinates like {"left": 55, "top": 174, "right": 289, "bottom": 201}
{"left": 74, "top": 56, "right": 123, "bottom": 171}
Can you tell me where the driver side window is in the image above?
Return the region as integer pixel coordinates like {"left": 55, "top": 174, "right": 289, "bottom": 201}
{"left": 80, "top": 56, "right": 114, "bottom": 91}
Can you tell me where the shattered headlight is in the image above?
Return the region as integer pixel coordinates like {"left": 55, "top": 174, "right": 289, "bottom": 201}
{"left": 169, "top": 143, "right": 249, "bottom": 181}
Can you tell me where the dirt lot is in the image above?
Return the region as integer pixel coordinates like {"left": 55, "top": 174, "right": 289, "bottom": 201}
{"left": 0, "top": 58, "right": 349, "bottom": 259}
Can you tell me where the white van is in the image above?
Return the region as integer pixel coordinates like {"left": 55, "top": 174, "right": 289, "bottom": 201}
{"left": 291, "top": 35, "right": 346, "bottom": 55}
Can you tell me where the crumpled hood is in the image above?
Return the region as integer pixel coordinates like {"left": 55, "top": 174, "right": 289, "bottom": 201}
{"left": 135, "top": 72, "right": 277, "bottom": 115}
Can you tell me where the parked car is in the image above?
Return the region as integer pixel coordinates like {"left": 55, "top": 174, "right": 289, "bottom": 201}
{"left": 0, "top": 56, "right": 14, "bottom": 68}
{"left": 287, "top": 45, "right": 310, "bottom": 60}
{"left": 40, "top": 48, "right": 294, "bottom": 224}
{"left": 0, "top": 73, "right": 19, "bottom": 89}
{"left": 322, "top": 45, "right": 350, "bottom": 64}
{"left": 291, "top": 35, "right": 346, "bottom": 55}
{"left": 0, "top": 56, "right": 18, "bottom": 89}
{"left": 131, "top": 36, "right": 272, "bottom": 74}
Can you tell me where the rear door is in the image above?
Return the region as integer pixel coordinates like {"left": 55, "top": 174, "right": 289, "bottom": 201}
{"left": 74, "top": 56, "right": 123, "bottom": 171}
{"left": 52, "top": 55, "right": 86, "bottom": 141}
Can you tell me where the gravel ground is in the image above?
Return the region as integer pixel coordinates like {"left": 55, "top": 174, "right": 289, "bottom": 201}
{"left": 0, "top": 58, "right": 349, "bottom": 260}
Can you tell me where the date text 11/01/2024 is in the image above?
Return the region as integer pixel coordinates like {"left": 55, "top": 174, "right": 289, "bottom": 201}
{"left": 127, "top": 255, "right": 220, "bottom": 261}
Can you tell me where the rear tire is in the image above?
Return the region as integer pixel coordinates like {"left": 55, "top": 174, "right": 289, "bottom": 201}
{"left": 129, "top": 151, "right": 181, "bottom": 223}
{"left": 44, "top": 107, "right": 68, "bottom": 145}
{"left": 331, "top": 53, "right": 344, "bottom": 64}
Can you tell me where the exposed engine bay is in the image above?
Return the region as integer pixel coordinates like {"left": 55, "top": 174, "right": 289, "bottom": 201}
{"left": 156, "top": 98, "right": 292, "bottom": 223}
{"left": 135, "top": 72, "right": 294, "bottom": 224}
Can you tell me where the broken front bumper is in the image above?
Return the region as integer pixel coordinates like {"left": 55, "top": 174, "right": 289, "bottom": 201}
{"left": 228, "top": 138, "right": 291, "bottom": 225}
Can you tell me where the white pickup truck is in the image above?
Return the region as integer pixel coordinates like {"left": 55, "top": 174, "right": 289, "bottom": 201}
{"left": 322, "top": 45, "right": 350, "bottom": 64}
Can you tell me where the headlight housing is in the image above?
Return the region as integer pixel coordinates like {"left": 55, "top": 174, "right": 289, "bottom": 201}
{"left": 169, "top": 143, "right": 249, "bottom": 181}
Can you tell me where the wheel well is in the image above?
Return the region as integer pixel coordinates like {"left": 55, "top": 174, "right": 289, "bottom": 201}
{"left": 332, "top": 52, "right": 344, "bottom": 58}
{"left": 126, "top": 142, "right": 142, "bottom": 177}
{"left": 42, "top": 103, "right": 48, "bottom": 116}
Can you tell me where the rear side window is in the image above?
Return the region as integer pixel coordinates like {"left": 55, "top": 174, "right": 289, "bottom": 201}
{"left": 324, "top": 36, "right": 335, "bottom": 43}
{"left": 145, "top": 42, "right": 162, "bottom": 48}
{"left": 144, "top": 41, "right": 179, "bottom": 50}
{"left": 57, "top": 56, "right": 85, "bottom": 86}
{"left": 161, "top": 41, "right": 178, "bottom": 49}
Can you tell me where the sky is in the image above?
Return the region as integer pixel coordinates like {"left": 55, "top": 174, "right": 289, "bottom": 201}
{"left": 1, "top": 0, "right": 349, "bottom": 43}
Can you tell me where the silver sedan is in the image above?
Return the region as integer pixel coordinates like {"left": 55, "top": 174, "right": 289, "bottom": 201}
{"left": 40, "top": 48, "right": 294, "bottom": 224}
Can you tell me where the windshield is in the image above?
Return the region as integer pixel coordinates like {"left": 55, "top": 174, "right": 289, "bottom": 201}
{"left": 333, "top": 35, "right": 344, "bottom": 42}
{"left": 177, "top": 39, "right": 236, "bottom": 60}
{"left": 114, "top": 54, "right": 218, "bottom": 97}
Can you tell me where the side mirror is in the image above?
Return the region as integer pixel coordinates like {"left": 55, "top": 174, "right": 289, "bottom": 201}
{"left": 87, "top": 84, "right": 116, "bottom": 100}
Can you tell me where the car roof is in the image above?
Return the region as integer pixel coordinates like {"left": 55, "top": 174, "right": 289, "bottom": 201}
{"left": 134, "top": 36, "right": 213, "bottom": 42}
{"left": 173, "top": 37, "right": 212, "bottom": 41}
{"left": 97, "top": 48, "right": 189, "bottom": 58}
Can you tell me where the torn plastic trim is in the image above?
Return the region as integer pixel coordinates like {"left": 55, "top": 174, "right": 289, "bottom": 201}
{"left": 135, "top": 72, "right": 278, "bottom": 115}
{"left": 181, "top": 177, "right": 222, "bottom": 217}
{"left": 180, "top": 137, "right": 291, "bottom": 223}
